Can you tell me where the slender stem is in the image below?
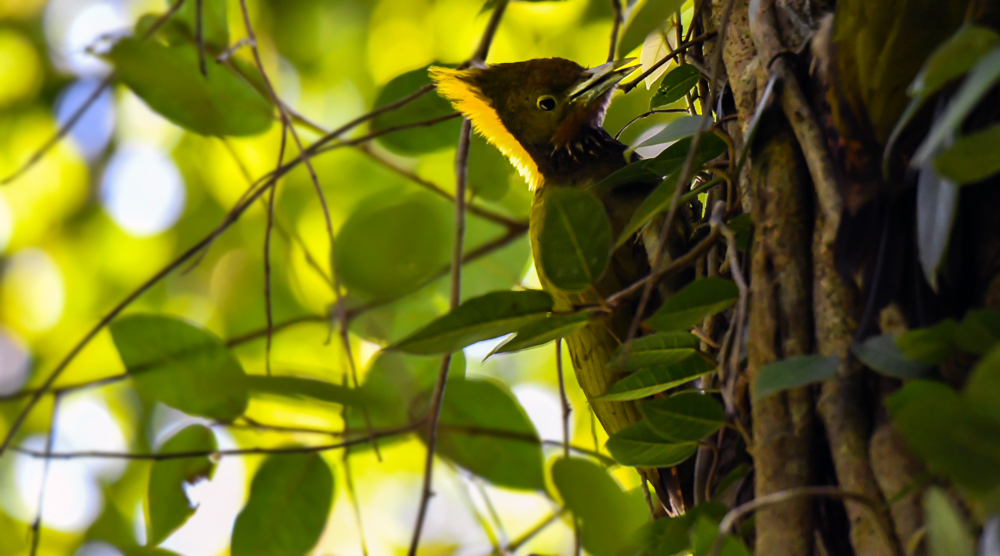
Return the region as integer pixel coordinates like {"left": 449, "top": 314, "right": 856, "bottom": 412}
{"left": 556, "top": 339, "right": 571, "bottom": 458}
{"left": 608, "top": 0, "right": 623, "bottom": 62}
{"left": 28, "top": 394, "right": 61, "bottom": 556}
{"left": 195, "top": 0, "right": 207, "bottom": 76}
{"left": 620, "top": 33, "right": 716, "bottom": 94}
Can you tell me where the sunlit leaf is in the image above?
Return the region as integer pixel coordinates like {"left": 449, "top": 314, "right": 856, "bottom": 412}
{"left": 634, "top": 115, "right": 713, "bottom": 150}
{"left": 852, "top": 335, "right": 932, "bottom": 379}
{"left": 106, "top": 38, "right": 272, "bottom": 136}
{"left": 433, "top": 377, "right": 545, "bottom": 491}
{"left": 148, "top": 425, "right": 218, "bottom": 545}
{"left": 468, "top": 131, "right": 514, "bottom": 200}
{"left": 650, "top": 64, "right": 700, "bottom": 109}
{"left": 618, "top": 0, "right": 686, "bottom": 57}
{"left": 246, "top": 375, "right": 371, "bottom": 407}
{"left": 605, "top": 420, "right": 697, "bottom": 467}
{"left": 924, "top": 487, "right": 976, "bottom": 556}
{"left": 598, "top": 353, "right": 715, "bottom": 401}
{"left": 110, "top": 314, "right": 248, "bottom": 421}
{"left": 645, "top": 277, "right": 738, "bottom": 331}
{"left": 231, "top": 453, "right": 334, "bottom": 556}
{"left": 609, "top": 331, "right": 699, "bottom": 370}
{"left": 753, "top": 354, "right": 840, "bottom": 401}
{"left": 388, "top": 290, "right": 553, "bottom": 354}
{"left": 640, "top": 391, "right": 725, "bottom": 442}
{"left": 551, "top": 457, "right": 649, "bottom": 556}
{"left": 934, "top": 124, "right": 1000, "bottom": 185}
{"left": 172, "top": 0, "right": 230, "bottom": 50}
{"left": 537, "top": 187, "right": 613, "bottom": 292}
{"left": 373, "top": 65, "right": 461, "bottom": 155}
{"left": 85, "top": 500, "right": 137, "bottom": 550}
{"left": 336, "top": 192, "right": 452, "bottom": 302}
{"left": 487, "top": 310, "right": 594, "bottom": 357}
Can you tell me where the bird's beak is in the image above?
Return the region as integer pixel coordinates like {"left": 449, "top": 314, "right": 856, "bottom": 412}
{"left": 568, "top": 58, "right": 639, "bottom": 104}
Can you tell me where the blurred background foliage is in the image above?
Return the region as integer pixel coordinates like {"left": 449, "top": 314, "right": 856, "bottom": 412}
{"left": 0, "top": 0, "right": 691, "bottom": 555}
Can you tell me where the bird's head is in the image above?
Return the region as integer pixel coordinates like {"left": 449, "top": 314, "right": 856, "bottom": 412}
{"left": 430, "top": 58, "right": 636, "bottom": 189}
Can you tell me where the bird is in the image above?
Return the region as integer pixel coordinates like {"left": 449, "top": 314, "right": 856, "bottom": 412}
{"left": 430, "top": 58, "right": 688, "bottom": 510}
{"left": 812, "top": 0, "right": 1000, "bottom": 333}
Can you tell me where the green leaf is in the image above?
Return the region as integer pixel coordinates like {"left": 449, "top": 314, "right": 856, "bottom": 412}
{"left": 110, "top": 314, "right": 248, "bottom": 421}
{"left": 148, "top": 425, "right": 218, "bottom": 545}
{"left": 645, "top": 278, "right": 738, "bottom": 332}
{"left": 598, "top": 353, "right": 715, "bottom": 401}
{"left": 388, "top": 290, "right": 553, "bottom": 354}
{"left": 935, "top": 123, "right": 1000, "bottom": 184}
{"left": 650, "top": 65, "right": 701, "bottom": 109}
{"left": 887, "top": 380, "right": 1000, "bottom": 498}
{"left": 852, "top": 335, "right": 932, "bottom": 379}
{"left": 924, "top": 487, "right": 976, "bottom": 556}
{"left": 910, "top": 25, "right": 1000, "bottom": 99}
{"left": 640, "top": 391, "right": 725, "bottom": 442}
{"left": 605, "top": 420, "right": 697, "bottom": 467}
{"left": 618, "top": 0, "right": 686, "bottom": 56}
{"left": 124, "top": 549, "right": 184, "bottom": 556}
{"left": 591, "top": 134, "right": 726, "bottom": 193}
{"left": 632, "top": 502, "right": 729, "bottom": 556}
{"left": 551, "top": 457, "right": 649, "bottom": 556}
{"left": 690, "top": 514, "right": 751, "bottom": 556}
{"left": 915, "top": 166, "right": 958, "bottom": 288}
{"left": 957, "top": 310, "right": 1000, "bottom": 355}
{"left": 753, "top": 354, "right": 840, "bottom": 401}
{"left": 336, "top": 192, "right": 452, "bottom": 302}
{"left": 615, "top": 172, "right": 678, "bottom": 247}
{"left": 433, "top": 377, "right": 545, "bottom": 491}
{"left": 609, "top": 331, "right": 700, "bottom": 370}
{"left": 85, "top": 501, "right": 137, "bottom": 549}
{"left": 172, "top": 0, "right": 229, "bottom": 50}
{"left": 897, "top": 320, "right": 958, "bottom": 364}
{"left": 374, "top": 65, "right": 461, "bottom": 155}
{"left": 913, "top": 46, "right": 1000, "bottom": 167}
{"left": 468, "top": 132, "right": 514, "bottom": 201}
{"left": 487, "top": 311, "right": 594, "bottom": 357}
{"left": 246, "top": 376, "right": 371, "bottom": 407}
{"left": 537, "top": 187, "right": 613, "bottom": 292}
{"left": 964, "top": 345, "right": 1000, "bottom": 427}
{"left": 634, "top": 115, "right": 712, "bottom": 149}
{"left": 231, "top": 453, "right": 334, "bottom": 556}
{"left": 106, "top": 38, "right": 272, "bottom": 136}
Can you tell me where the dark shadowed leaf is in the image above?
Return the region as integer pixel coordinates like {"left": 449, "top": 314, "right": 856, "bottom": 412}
{"left": 916, "top": 165, "right": 958, "bottom": 289}
{"left": 609, "top": 331, "right": 699, "bottom": 370}
{"left": 591, "top": 134, "right": 726, "bottom": 193}
{"left": 106, "top": 38, "right": 272, "bottom": 136}
{"left": 852, "top": 335, "right": 933, "bottom": 379}
{"left": 935, "top": 124, "right": 1000, "bottom": 185}
{"left": 537, "top": 187, "right": 613, "bottom": 292}
{"left": 373, "top": 65, "right": 461, "bottom": 155}
{"left": 632, "top": 502, "right": 728, "bottom": 556}
{"left": 645, "top": 278, "right": 738, "bottom": 332}
{"left": 388, "top": 290, "right": 553, "bottom": 354}
{"left": 598, "top": 353, "right": 715, "bottom": 401}
{"left": 650, "top": 64, "right": 701, "bottom": 109}
{"left": 964, "top": 345, "right": 1000, "bottom": 427}
{"left": 957, "top": 310, "right": 1000, "bottom": 355}
{"left": 754, "top": 354, "right": 840, "bottom": 401}
{"left": 231, "top": 453, "right": 334, "bottom": 556}
{"left": 433, "top": 378, "right": 545, "bottom": 491}
{"left": 640, "top": 391, "right": 725, "bottom": 442}
{"left": 618, "top": 0, "right": 686, "bottom": 56}
{"left": 615, "top": 173, "right": 678, "bottom": 247}
{"left": 148, "top": 425, "right": 218, "bottom": 546}
{"left": 634, "top": 115, "right": 713, "bottom": 149}
{"left": 551, "top": 457, "right": 649, "bottom": 556}
{"left": 110, "top": 314, "right": 248, "bottom": 421}
{"left": 336, "top": 192, "right": 452, "bottom": 302}
{"left": 246, "top": 375, "right": 370, "bottom": 407}
{"left": 925, "top": 487, "right": 976, "bottom": 556}
{"left": 690, "top": 514, "right": 751, "bottom": 556}
{"left": 487, "top": 311, "right": 594, "bottom": 357}
{"left": 910, "top": 25, "right": 1000, "bottom": 99}
{"left": 606, "top": 420, "right": 697, "bottom": 467}
{"left": 897, "top": 319, "right": 958, "bottom": 364}
{"left": 887, "top": 380, "right": 1000, "bottom": 498}
{"left": 913, "top": 47, "right": 1000, "bottom": 167}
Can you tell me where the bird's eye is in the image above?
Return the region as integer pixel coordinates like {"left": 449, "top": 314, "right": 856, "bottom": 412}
{"left": 536, "top": 96, "right": 557, "bottom": 111}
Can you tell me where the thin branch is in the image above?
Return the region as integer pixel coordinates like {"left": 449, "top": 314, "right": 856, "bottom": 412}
{"left": 28, "top": 394, "right": 61, "bottom": 556}
{"left": 556, "top": 339, "right": 571, "bottom": 458}
{"left": 619, "top": 33, "right": 716, "bottom": 94}
{"left": 608, "top": 0, "right": 623, "bottom": 62}
{"left": 708, "top": 487, "right": 899, "bottom": 556}
{"left": 263, "top": 127, "right": 287, "bottom": 377}
{"left": 195, "top": 0, "right": 207, "bottom": 76}
{"left": 494, "top": 510, "right": 566, "bottom": 555}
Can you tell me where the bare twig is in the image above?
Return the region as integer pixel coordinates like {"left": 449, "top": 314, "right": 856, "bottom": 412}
{"left": 556, "top": 339, "right": 571, "bottom": 458}
{"left": 608, "top": 0, "right": 623, "bottom": 62}
{"left": 28, "top": 394, "right": 61, "bottom": 556}
{"left": 490, "top": 510, "right": 566, "bottom": 556}
{"left": 263, "top": 127, "right": 288, "bottom": 376}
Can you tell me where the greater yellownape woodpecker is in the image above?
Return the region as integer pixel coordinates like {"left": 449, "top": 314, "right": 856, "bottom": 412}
{"left": 430, "top": 59, "right": 679, "bottom": 506}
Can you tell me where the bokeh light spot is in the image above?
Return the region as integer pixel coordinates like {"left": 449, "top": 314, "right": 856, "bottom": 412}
{"left": 0, "top": 326, "right": 29, "bottom": 395}
{"left": 56, "top": 78, "right": 115, "bottom": 160}
{"left": 0, "top": 30, "right": 42, "bottom": 107}
{"left": 0, "top": 248, "right": 65, "bottom": 332}
{"left": 101, "top": 145, "right": 186, "bottom": 237}
{"left": 0, "top": 193, "right": 11, "bottom": 253}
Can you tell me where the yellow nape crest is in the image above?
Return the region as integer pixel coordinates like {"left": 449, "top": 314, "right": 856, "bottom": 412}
{"left": 429, "top": 66, "right": 541, "bottom": 190}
